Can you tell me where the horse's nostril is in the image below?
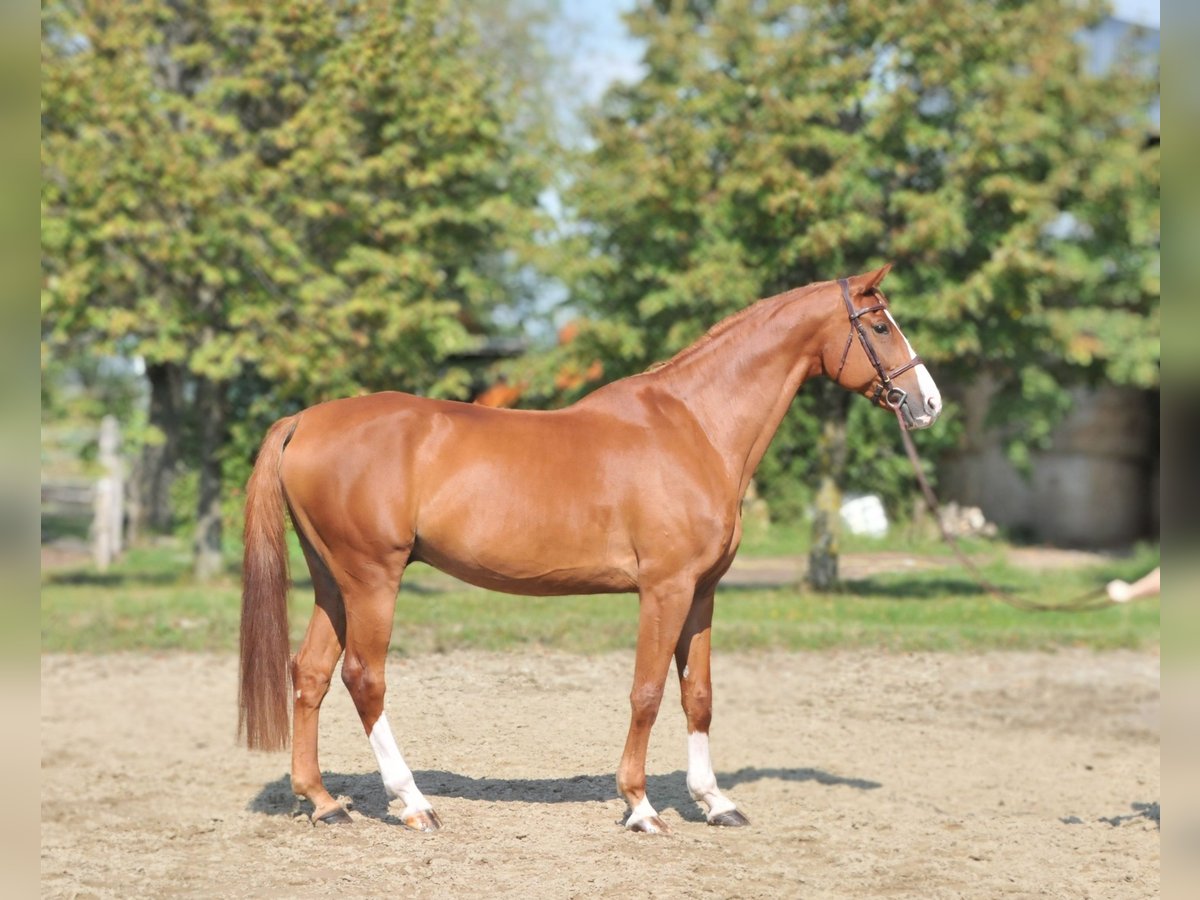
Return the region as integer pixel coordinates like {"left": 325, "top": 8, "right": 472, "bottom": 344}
{"left": 926, "top": 396, "right": 941, "bottom": 415}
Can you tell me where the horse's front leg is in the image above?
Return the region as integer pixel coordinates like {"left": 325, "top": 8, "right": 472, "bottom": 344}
{"left": 675, "top": 589, "right": 749, "bottom": 826}
{"left": 617, "top": 576, "right": 694, "bottom": 835}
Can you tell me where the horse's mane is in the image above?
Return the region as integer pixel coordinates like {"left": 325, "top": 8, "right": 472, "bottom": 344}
{"left": 642, "top": 282, "right": 821, "bottom": 374}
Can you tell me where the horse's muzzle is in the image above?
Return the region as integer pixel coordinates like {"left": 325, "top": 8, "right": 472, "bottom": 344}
{"left": 886, "top": 387, "right": 937, "bottom": 430}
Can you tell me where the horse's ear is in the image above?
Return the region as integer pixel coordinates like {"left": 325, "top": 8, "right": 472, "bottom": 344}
{"left": 848, "top": 263, "right": 893, "bottom": 295}
{"left": 865, "top": 262, "right": 893, "bottom": 290}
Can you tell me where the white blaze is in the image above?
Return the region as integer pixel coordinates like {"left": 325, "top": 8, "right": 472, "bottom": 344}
{"left": 885, "top": 310, "right": 940, "bottom": 416}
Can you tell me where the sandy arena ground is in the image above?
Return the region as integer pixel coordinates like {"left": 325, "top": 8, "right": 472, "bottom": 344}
{"left": 41, "top": 647, "right": 1158, "bottom": 898}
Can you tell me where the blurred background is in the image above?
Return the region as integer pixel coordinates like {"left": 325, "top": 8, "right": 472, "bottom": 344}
{"left": 40, "top": 0, "right": 1158, "bottom": 582}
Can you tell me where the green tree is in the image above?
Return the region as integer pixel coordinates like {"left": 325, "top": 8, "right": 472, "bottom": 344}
{"left": 42, "top": 0, "right": 546, "bottom": 577}
{"left": 550, "top": 0, "right": 1157, "bottom": 583}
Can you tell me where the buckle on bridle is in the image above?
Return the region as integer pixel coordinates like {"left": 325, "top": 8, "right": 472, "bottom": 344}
{"left": 886, "top": 385, "right": 916, "bottom": 429}
{"left": 871, "top": 381, "right": 907, "bottom": 409}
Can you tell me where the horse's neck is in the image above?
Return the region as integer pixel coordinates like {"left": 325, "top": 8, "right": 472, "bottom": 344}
{"left": 649, "top": 290, "right": 830, "bottom": 492}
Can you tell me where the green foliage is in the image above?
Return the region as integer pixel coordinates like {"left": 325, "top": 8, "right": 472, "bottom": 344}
{"left": 547, "top": 0, "right": 1158, "bottom": 520}
{"left": 41, "top": 0, "right": 552, "bottom": 558}
{"left": 167, "top": 467, "right": 246, "bottom": 542}
{"left": 42, "top": 0, "right": 545, "bottom": 402}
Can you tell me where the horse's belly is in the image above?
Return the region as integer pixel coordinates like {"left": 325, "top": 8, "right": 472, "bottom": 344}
{"left": 412, "top": 537, "right": 638, "bottom": 597}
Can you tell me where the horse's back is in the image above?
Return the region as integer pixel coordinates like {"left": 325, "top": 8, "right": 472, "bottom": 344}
{"left": 284, "top": 387, "right": 696, "bottom": 473}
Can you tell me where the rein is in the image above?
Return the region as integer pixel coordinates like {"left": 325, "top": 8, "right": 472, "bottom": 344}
{"left": 888, "top": 403, "right": 1118, "bottom": 612}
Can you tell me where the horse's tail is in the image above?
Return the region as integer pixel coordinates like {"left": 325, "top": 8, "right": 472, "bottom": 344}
{"left": 238, "top": 415, "right": 299, "bottom": 751}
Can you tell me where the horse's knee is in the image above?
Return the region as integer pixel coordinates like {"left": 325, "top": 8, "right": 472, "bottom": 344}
{"left": 341, "top": 654, "right": 385, "bottom": 719}
{"left": 629, "top": 681, "right": 665, "bottom": 727}
{"left": 681, "top": 683, "right": 712, "bottom": 732}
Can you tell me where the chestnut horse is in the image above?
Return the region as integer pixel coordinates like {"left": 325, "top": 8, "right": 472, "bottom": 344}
{"left": 239, "top": 264, "right": 941, "bottom": 834}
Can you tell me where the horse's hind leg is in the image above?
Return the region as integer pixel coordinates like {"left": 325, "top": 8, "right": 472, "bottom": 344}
{"left": 674, "top": 589, "right": 748, "bottom": 827}
{"left": 291, "top": 534, "right": 349, "bottom": 824}
{"left": 337, "top": 554, "right": 441, "bottom": 832}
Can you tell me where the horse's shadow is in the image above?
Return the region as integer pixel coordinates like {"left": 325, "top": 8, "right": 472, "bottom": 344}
{"left": 249, "top": 766, "right": 881, "bottom": 825}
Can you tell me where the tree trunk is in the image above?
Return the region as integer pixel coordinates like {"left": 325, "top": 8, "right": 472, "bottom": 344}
{"left": 807, "top": 386, "right": 850, "bottom": 591}
{"left": 193, "top": 376, "right": 229, "bottom": 581}
{"left": 131, "top": 361, "right": 185, "bottom": 540}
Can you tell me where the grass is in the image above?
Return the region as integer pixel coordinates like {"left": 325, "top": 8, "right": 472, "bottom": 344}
{"left": 737, "top": 516, "right": 999, "bottom": 559}
{"left": 40, "top": 533, "right": 1160, "bottom": 655}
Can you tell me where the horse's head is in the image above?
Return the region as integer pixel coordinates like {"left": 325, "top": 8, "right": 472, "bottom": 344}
{"left": 823, "top": 264, "right": 942, "bottom": 430}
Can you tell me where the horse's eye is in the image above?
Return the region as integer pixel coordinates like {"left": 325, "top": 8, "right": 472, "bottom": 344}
{"left": 872, "top": 322, "right": 890, "bottom": 335}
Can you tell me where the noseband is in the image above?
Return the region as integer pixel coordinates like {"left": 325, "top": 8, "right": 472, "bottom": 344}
{"left": 833, "top": 278, "right": 924, "bottom": 424}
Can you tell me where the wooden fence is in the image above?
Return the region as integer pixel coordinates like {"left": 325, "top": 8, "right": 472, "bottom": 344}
{"left": 41, "top": 415, "right": 125, "bottom": 571}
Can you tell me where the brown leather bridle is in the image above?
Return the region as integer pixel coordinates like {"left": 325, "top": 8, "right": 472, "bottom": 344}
{"left": 833, "top": 277, "right": 925, "bottom": 427}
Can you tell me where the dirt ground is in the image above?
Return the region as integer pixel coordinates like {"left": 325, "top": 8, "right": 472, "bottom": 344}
{"left": 41, "top": 645, "right": 1158, "bottom": 899}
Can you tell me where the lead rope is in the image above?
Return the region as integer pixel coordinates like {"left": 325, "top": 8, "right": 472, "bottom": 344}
{"left": 890, "top": 405, "right": 1119, "bottom": 613}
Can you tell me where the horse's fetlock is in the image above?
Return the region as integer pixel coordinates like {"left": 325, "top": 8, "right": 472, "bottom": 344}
{"left": 686, "top": 770, "right": 718, "bottom": 801}
{"left": 291, "top": 774, "right": 318, "bottom": 798}
{"left": 616, "top": 766, "right": 645, "bottom": 802}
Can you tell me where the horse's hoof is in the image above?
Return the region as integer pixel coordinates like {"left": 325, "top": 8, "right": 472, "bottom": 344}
{"left": 708, "top": 809, "right": 750, "bottom": 828}
{"left": 627, "top": 814, "right": 671, "bottom": 835}
{"left": 312, "top": 805, "right": 354, "bottom": 826}
{"left": 402, "top": 808, "right": 442, "bottom": 832}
